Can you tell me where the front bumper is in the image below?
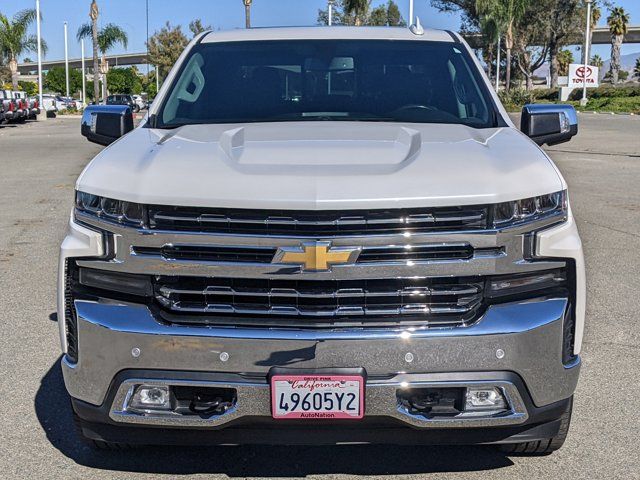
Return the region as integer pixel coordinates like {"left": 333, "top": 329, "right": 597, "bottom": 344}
{"left": 63, "top": 296, "right": 580, "bottom": 430}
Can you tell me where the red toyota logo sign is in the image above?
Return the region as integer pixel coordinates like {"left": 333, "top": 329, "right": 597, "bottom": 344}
{"left": 576, "top": 66, "right": 593, "bottom": 79}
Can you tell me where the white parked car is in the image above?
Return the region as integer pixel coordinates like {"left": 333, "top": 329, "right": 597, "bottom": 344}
{"left": 64, "top": 26, "right": 584, "bottom": 453}
{"left": 132, "top": 94, "right": 146, "bottom": 110}
{"left": 41, "top": 94, "right": 59, "bottom": 116}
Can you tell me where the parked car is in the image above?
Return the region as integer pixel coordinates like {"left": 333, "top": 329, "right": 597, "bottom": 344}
{"left": 106, "top": 94, "right": 139, "bottom": 112}
{"left": 132, "top": 94, "right": 147, "bottom": 111}
{"left": 41, "top": 94, "right": 59, "bottom": 117}
{"left": 55, "top": 95, "right": 77, "bottom": 111}
{"left": 68, "top": 26, "right": 584, "bottom": 453}
{"left": 3, "top": 90, "right": 26, "bottom": 122}
{"left": 0, "top": 90, "right": 16, "bottom": 123}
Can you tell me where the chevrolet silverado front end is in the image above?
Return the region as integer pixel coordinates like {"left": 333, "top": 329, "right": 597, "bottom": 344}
{"left": 61, "top": 26, "right": 585, "bottom": 453}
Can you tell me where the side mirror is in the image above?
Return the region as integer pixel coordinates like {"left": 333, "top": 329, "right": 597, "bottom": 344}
{"left": 521, "top": 104, "right": 578, "bottom": 146}
{"left": 81, "top": 105, "right": 134, "bottom": 146}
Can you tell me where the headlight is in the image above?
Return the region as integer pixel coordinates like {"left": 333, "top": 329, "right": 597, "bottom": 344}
{"left": 491, "top": 191, "right": 566, "bottom": 228}
{"left": 75, "top": 191, "right": 145, "bottom": 227}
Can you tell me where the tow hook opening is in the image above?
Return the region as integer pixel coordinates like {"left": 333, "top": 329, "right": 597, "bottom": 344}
{"left": 397, "top": 386, "right": 509, "bottom": 418}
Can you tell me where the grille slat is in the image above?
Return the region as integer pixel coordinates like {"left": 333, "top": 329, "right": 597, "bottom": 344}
{"left": 133, "top": 243, "right": 477, "bottom": 264}
{"left": 154, "top": 277, "right": 484, "bottom": 327}
{"left": 148, "top": 206, "right": 489, "bottom": 236}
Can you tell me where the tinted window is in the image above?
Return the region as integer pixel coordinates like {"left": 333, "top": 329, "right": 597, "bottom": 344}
{"left": 158, "top": 40, "right": 495, "bottom": 128}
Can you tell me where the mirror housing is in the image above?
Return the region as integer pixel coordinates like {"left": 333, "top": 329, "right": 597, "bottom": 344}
{"left": 521, "top": 104, "right": 578, "bottom": 146}
{"left": 81, "top": 105, "right": 134, "bottom": 146}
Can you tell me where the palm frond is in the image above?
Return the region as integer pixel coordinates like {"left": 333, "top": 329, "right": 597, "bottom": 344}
{"left": 98, "top": 23, "right": 128, "bottom": 53}
{"left": 76, "top": 23, "right": 93, "bottom": 42}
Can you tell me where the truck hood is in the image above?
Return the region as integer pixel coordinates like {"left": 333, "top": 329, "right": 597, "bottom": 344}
{"left": 77, "top": 122, "right": 564, "bottom": 210}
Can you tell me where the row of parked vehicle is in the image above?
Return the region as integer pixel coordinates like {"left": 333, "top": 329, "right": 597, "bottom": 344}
{"left": 0, "top": 90, "right": 41, "bottom": 123}
{"left": 1, "top": 90, "right": 149, "bottom": 125}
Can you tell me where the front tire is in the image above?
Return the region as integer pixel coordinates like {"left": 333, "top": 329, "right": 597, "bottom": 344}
{"left": 499, "top": 397, "right": 573, "bottom": 455}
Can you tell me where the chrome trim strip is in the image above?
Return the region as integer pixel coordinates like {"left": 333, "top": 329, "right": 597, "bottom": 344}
{"left": 73, "top": 211, "right": 567, "bottom": 280}
{"left": 108, "top": 377, "right": 527, "bottom": 428}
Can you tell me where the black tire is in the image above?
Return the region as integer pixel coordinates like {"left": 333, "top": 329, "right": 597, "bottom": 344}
{"left": 73, "top": 410, "right": 135, "bottom": 450}
{"left": 498, "top": 397, "right": 573, "bottom": 455}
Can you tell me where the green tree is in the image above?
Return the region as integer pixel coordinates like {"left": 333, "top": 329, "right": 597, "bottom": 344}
{"left": 513, "top": 1, "right": 550, "bottom": 90}
{"left": 369, "top": 1, "right": 407, "bottom": 26}
{"left": 318, "top": 0, "right": 405, "bottom": 26}
{"left": 607, "top": 7, "right": 630, "bottom": 84}
{"left": 590, "top": 54, "right": 603, "bottom": 68}
{"left": 0, "top": 9, "right": 47, "bottom": 89}
{"left": 147, "top": 22, "right": 188, "bottom": 82}
{"left": 18, "top": 80, "right": 38, "bottom": 95}
{"left": 107, "top": 67, "right": 142, "bottom": 94}
{"left": 634, "top": 58, "right": 640, "bottom": 79}
{"left": 189, "top": 19, "right": 211, "bottom": 37}
{"left": 44, "top": 66, "right": 83, "bottom": 95}
{"left": 77, "top": 13, "right": 128, "bottom": 100}
{"left": 557, "top": 48, "right": 573, "bottom": 76}
{"left": 476, "top": 0, "right": 529, "bottom": 91}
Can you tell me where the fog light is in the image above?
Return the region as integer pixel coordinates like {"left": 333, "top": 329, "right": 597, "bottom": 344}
{"left": 465, "top": 387, "right": 507, "bottom": 411}
{"left": 129, "top": 385, "right": 171, "bottom": 411}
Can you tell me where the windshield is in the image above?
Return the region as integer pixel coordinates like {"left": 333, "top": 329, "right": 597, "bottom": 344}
{"left": 157, "top": 40, "right": 496, "bottom": 129}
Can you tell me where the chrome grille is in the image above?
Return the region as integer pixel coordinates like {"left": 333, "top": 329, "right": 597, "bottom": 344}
{"left": 154, "top": 277, "right": 484, "bottom": 328}
{"left": 148, "top": 205, "right": 489, "bottom": 236}
{"left": 133, "top": 243, "right": 481, "bottom": 264}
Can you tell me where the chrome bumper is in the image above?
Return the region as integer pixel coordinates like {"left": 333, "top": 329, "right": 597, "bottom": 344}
{"left": 62, "top": 296, "right": 580, "bottom": 428}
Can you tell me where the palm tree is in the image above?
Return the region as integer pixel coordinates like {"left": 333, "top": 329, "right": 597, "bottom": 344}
{"left": 243, "top": 0, "right": 252, "bottom": 29}
{"left": 634, "top": 58, "right": 640, "bottom": 80}
{"left": 590, "top": 54, "right": 604, "bottom": 69}
{"left": 478, "top": 14, "right": 504, "bottom": 85}
{"left": 557, "top": 49, "right": 574, "bottom": 76}
{"left": 476, "top": 0, "right": 528, "bottom": 91}
{"left": 607, "top": 7, "right": 630, "bottom": 84}
{"left": 0, "top": 9, "right": 47, "bottom": 89}
{"left": 77, "top": 19, "right": 128, "bottom": 101}
{"left": 88, "top": 1, "right": 99, "bottom": 103}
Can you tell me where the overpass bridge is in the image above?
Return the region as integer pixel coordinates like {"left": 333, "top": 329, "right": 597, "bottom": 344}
{"left": 17, "top": 26, "right": 640, "bottom": 75}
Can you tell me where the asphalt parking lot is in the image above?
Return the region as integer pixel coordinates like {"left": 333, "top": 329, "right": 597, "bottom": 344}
{"left": 0, "top": 114, "right": 639, "bottom": 479}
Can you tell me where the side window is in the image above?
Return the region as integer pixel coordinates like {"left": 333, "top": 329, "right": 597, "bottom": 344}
{"left": 162, "top": 53, "right": 206, "bottom": 123}
{"left": 447, "top": 50, "right": 489, "bottom": 123}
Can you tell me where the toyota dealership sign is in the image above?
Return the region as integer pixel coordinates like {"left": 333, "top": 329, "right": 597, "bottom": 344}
{"left": 568, "top": 63, "right": 600, "bottom": 88}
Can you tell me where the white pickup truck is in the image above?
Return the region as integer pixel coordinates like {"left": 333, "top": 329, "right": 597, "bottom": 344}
{"left": 61, "top": 26, "right": 585, "bottom": 453}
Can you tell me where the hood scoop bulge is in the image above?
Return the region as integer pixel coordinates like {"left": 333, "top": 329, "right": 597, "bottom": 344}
{"left": 217, "top": 124, "right": 422, "bottom": 174}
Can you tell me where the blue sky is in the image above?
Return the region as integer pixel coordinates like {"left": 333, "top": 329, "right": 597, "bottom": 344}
{"left": 2, "top": 0, "right": 639, "bottom": 61}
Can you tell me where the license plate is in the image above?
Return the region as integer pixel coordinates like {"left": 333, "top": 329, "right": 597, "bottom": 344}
{"left": 271, "top": 374, "right": 364, "bottom": 420}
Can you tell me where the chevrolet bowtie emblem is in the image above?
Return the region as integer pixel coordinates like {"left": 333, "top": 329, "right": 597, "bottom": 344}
{"left": 273, "top": 242, "right": 361, "bottom": 272}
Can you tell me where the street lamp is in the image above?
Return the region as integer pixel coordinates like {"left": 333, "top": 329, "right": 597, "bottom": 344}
{"left": 409, "top": 0, "right": 414, "bottom": 26}
{"left": 244, "top": 0, "right": 252, "bottom": 29}
{"left": 64, "top": 21, "right": 69, "bottom": 99}
{"left": 580, "top": 0, "right": 593, "bottom": 107}
{"left": 35, "top": 0, "right": 44, "bottom": 119}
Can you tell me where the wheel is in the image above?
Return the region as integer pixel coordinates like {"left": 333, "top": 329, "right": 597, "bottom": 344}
{"left": 73, "top": 410, "right": 135, "bottom": 450}
{"left": 498, "top": 397, "right": 573, "bottom": 455}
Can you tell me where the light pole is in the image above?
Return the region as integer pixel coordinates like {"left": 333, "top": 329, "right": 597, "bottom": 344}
{"left": 409, "top": 0, "right": 414, "bottom": 26}
{"left": 36, "top": 0, "right": 44, "bottom": 119}
{"left": 64, "top": 21, "right": 69, "bottom": 99}
{"left": 328, "top": 1, "right": 333, "bottom": 26}
{"left": 146, "top": 0, "right": 150, "bottom": 76}
{"left": 244, "top": 0, "right": 252, "bottom": 29}
{"left": 81, "top": 39, "right": 86, "bottom": 106}
{"left": 580, "top": 0, "right": 593, "bottom": 107}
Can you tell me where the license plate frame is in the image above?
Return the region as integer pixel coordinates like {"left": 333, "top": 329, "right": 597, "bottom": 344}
{"left": 269, "top": 368, "right": 366, "bottom": 420}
